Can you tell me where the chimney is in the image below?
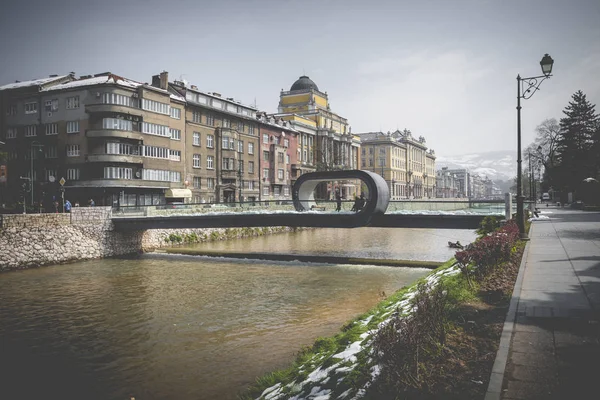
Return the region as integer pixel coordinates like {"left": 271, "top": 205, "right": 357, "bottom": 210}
{"left": 151, "top": 74, "right": 161, "bottom": 88}
{"left": 49, "top": 74, "right": 58, "bottom": 78}
{"left": 159, "top": 71, "right": 168, "bottom": 90}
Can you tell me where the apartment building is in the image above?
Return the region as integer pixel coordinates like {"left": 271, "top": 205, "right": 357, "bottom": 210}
{"left": 169, "top": 80, "right": 260, "bottom": 204}
{"left": 256, "top": 113, "right": 299, "bottom": 201}
{"left": 356, "top": 129, "right": 436, "bottom": 199}
{"left": 0, "top": 72, "right": 189, "bottom": 207}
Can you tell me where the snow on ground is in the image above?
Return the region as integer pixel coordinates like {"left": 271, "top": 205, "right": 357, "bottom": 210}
{"left": 256, "top": 264, "right": 461, "bottom": 400}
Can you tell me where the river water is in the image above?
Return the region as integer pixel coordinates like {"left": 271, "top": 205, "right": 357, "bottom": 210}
{"left": 0, "top": 228, "right": 475, "bottom": 400}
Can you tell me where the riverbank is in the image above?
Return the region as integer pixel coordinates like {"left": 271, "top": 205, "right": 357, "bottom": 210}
{"left": 0, "top": 209, "right": 306, "bottom": 272}
{"left": 242, "top": 220, "right": 524, "bottom": 399}
{"left": 161, "top": 249, "right": 443, "bottom": 269}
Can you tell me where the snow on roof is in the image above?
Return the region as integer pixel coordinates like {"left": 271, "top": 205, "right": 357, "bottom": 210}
{"left": 0, "top": 75, "right": 69, "bottom": 91}
{"left": 170, "top": 93, "right": 186, "bottom": 103}
{"left": 42, "top": 74, "right": 142, "bottom": 92}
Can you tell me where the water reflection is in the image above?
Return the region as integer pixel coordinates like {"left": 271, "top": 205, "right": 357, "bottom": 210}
{"left": 183, "top": 227, "right": 477, "bottom": 261}
{"left": 0, "top": 253, "right": 430, "bottom": 400}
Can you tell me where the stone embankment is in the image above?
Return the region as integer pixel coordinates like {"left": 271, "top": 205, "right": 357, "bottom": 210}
{"left": 0, "top": 207, "right": 298, "bottom": 272}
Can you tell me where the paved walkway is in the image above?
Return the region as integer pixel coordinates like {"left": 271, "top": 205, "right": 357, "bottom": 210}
{"left": 499, "top": 207, "right": 600, "bottom": 399}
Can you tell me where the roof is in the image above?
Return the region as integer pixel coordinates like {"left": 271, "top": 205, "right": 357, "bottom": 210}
{"left": 0, "top": 75, "right": 70, "bottom": 91}
{"left": 290, "top": 75, "right": 319, "bottom": 92}
{"left": 42, "top": 74, "right": 141, "bottom": 92}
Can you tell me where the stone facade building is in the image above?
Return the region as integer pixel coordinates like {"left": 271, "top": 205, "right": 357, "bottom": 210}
{"left": 356, "top": 129, "right": 436, "bottom": 200}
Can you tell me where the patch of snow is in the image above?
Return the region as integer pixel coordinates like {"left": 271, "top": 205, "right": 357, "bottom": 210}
{"left": 333, "top": 341, "right": 363, "bottom": 362}
{"left": 529, "top": 215, "right": 551, "bottom": 221}
{"left": 337, "top": 388, "right": 353, "bottom": 399}
{"left": 0, "top": 75, "right": 69, "bottom": 91}
{"left": 261, "top": 382, "right": 281, "bottom": 399}
{"left": 42, "top": 75, "right": 141, "bottom": 91}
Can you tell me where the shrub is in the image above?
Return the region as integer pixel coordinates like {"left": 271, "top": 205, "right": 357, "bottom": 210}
{"left": 167, "top": 233, "right": 183, "bottom": 243}
{"left": 372, "top": 282, "right": 449, "bottom": 391}
{"left": 455, "top": 220, "right": 520, "bottom": 282}
{"left": 477, "top": 215, "right": 501, "bottom": 237}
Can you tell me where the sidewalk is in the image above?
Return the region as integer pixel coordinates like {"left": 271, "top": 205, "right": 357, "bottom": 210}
{"left": 490, "top": 207, "right": 600, "bottom": 399}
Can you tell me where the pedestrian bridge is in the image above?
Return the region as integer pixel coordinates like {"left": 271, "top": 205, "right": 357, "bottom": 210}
{"left": 111, "top": 170, "right": 507, "bottom": 231}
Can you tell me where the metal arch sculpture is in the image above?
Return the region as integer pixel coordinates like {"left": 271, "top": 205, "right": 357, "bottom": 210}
{"left": 292, "top": 170, "right": 390, "bottom": 226}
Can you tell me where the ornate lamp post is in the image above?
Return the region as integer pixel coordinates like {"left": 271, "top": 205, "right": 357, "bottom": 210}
{"left": 516, "top": 53, "right": 554, "bottom": 239}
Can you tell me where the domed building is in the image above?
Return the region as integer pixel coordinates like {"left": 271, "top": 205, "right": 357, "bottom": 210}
{"left": 274, "top": 76, "right": 360, "bottom": 198}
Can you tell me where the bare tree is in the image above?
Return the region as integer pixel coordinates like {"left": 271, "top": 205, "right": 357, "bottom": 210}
{"left": 525, "top": 118, "right": 560, "bottom": 169}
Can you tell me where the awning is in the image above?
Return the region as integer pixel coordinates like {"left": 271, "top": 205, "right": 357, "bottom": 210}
{"left": 165, "top": 188, "right": 192, "bottom": 198}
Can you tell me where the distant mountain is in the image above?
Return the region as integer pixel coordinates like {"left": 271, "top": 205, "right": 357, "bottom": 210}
{"left": 436, "top": 151, "right": 516, "bottom": 182}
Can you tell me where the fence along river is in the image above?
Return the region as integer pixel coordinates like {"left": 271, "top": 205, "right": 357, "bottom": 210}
{"left": 0, "top": 227, "right": 475, "bottom": 400}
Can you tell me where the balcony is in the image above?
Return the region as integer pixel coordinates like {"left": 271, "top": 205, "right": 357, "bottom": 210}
{"left": 85, "top": 103, "right": 144, "bottom": 117}
{"left": 85, "top": 154, "right": 143, "bottom": 164}
{"left": 87, "top": 129, "right": 144, "bottom": 140}
{"left": 65, "top": 179, "right": 170, "bottom": 189}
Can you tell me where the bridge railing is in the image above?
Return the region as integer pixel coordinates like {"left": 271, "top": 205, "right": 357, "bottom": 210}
{"left": 111, "top": 198, "right": 512, "bottom": 217}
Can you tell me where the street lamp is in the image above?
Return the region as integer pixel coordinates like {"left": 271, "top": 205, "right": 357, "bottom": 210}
{"left": 516, "top": 53, "right": 554, "bottom": 239}
{"left": 29, "top": 141, "right": 44, "bottom": 209}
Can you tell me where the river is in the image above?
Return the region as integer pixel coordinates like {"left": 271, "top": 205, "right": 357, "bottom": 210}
{"left": 0, "top": 227, "right": 475, "bottom": 400}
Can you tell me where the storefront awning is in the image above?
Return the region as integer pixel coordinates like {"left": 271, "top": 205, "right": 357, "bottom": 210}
{"left": 165, "top": 188, "right": 192, "bottom": 198}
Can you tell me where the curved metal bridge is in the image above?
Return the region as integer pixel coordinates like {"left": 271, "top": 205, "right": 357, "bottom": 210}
{"left": 111, "top": 170, "right": 504, "bottom": 231}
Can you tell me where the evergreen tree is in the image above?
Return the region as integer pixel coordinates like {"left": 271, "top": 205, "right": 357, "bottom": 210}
{"left": 554, "top": 91, "right": 599, "bottom": 195}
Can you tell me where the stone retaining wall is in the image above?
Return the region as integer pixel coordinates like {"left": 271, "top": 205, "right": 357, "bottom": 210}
{"left": 0, "top": 209, "right": 301, "bottom": 272}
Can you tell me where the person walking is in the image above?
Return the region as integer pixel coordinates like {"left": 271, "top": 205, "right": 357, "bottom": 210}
{"left": 335, "top": 192, "right": 342, "bottom": 212}
{"left": 64, "top": 199, "right": 72, "bottom": 213}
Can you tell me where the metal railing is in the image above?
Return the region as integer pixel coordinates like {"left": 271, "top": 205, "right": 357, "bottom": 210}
{"left": 111, "top": 199, "right": 511, "bottom": 218}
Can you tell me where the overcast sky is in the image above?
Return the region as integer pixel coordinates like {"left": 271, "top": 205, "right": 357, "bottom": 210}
{"left": 1, "top": 0, "right": 598, "bottom": 156}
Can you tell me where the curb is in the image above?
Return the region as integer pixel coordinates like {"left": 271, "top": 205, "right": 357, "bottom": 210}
{"left": 484, "top": 229, "right": 532, "bottom": 400}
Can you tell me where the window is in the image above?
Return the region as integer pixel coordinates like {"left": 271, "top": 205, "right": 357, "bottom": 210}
{"left": 170, "top": 128, "right": 181, "bottom": 140}
{"left": 169, "top": 150, "right": 181, "bottom": 161}
{"left": 103, "top": 118, "right": 132, "bottom": 131}
{"left": 141, "top": 145, "right": 169, "bottom": 159}
{"left": 284, "top": 138, "right": 289, "bottom": 147}
{"left": 379, "top": 158, "right": 386, "bottom": 167}
{"left": 45, "top": 169, "right": 58, "bottom": 182}
{"left": 6, "top": 128, "right": 17, "bottom": 139}
{"left": 263, "top": 150, "right": 269, "bottom": 161}
{"left": 192, "top": 110, "right": 202, "bottom": 123}
{"left": 67, "top": 168, "right": 80, "bottom": 180}
{"left": 66, "top": 96, "right": 79, "bottom": 109}
{"left": 361, "top": 160, "right": 366, "bottom": 168}
{"left": 286, "top": 154, "right": 290, "bottom": 164}
{"left": 248, "top": 181, "right": 254, "bottom": 190}
{"left": 102, "top": 93, "right": 137, "bottom": 108}
{"left": 193, "top": 132, "right": 200, "bottom": 146}
{"left": 277, "top": 153, "right": 284, "bottom": 163}
{"left": 45, "top": 123, "right": 58, "bottom": 135}
{"left": 104, "top": 167, "right": 132, "bottom": 179}
{"left": 285, "top": 170, "right": 289, "bottom": 180}
{"left": 278, "top": 169, "right": 284, "bottom": 180}
{"left": 207, "top": 134, "right": 214, "bottom": 148}
{"left": 274, "top": 186, "right": 280, "bottom": 196}
{"left": 207, "top": 155, "right": 214, "bottom": 169}
{"left": 369, "top": 147, "right": 374, "bottom": 154}
{"left": 222, "top": 158, "right": 234, "bottom": 170}
{"left": 141, "top": 122, "right": 170, "bottom": 137}
{"left": 263, "top": 186, "right": 269, "bottom": 196}
{"left": 170, "top": 107, "right": 181, "bottom": 119}
{"left": 207, "top": 178, "right": 215, "bottom": 189}
{"left": 223, "top": 118, "right": 230, "bottom": 128}
{"left": 361, "top": 148, "right": 366, "bottom": 155}
{"left": 248, "top": 125, "right": 254, "bottom": 135}
{"left": 206, "top": 114, "right": 214, "bottom": 126}
{"left": 45, "top": 99, "right": 58, "bottom": 112}
{"left": 263, "top": 133, "right": 269, "bottom": 143}
{"left": 67, "top": 121, "right": 80, "bottom": 133}
{"left": 142, "top": 169, "right": 180, "bottom": 182}
{"left": 193, "top": 176, "right": 201, "bottom": 188}
{"left": 5, "top": 105, "right": 17, "bottom": 116}
{"left": 238, "top": 140, "right": 244, "bottom": 153}
{"left": 25, "top": 125, "right": 37, "bottom": 137}
{"left": 248, "top": 161, "right": 254, "bottom": 173}
{"left": 379, "top": 148, "right": 386, "bottom": 155}
{"left": 248, "top": 142, "right": 254, "bottom": 154}
{"left": 141, "top": 98, "right": 169, "bottom": 115}
{"left": 193, "top": 154, "right": 201, "bottom": 168}
{"left": 303, "top": 150, "right": 307, "bottom": 162}
{"left": 284, "top": 186, "right": 290, "bottom": 196}
{"left": 66, "top": 144, "right": 80, "bottom": 157}
{"left": 222, "top": 136, "right": 229, "bottom": 149}
{"left": 107, "top": 142, "right": 135, "bottom": 155}
{"left": 263, "top": 168, "right": 269, "bottom": 179}
{"left": 45, "top": 146, "right": 58, "bottom": 159}
{"left": 25, "top": 102, "right": 37, "bottom": 114}
{"left": 238, "top": 122, "right": 244, "bottom": 132}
